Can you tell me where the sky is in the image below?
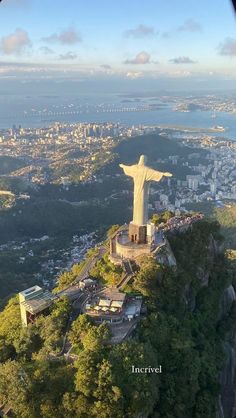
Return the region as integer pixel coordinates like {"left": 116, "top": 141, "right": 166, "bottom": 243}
{"left": 0, "top": 0, "right": 236, "bottom": 92}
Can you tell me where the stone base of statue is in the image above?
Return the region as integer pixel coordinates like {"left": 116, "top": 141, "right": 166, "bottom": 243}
{"left": 109, "top": 222, "right": 157, "bottom": 265}
{"left": 128, "top": 222, "right": 147, "bottom": 244}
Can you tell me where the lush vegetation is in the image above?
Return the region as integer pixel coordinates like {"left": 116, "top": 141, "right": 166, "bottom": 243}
{"left": 0, "top": 296, "right": 71, "bottom": 359}
{"left": 0, "top": 176, "right": 28, "bottom": 193}
{"left": 53, "top": 262, "right": 87, "bottom": 293}
{"left": 55, "top": 245, "right": 122, "bottom": 292}
{"left": 90, "top": 253, "right": 123, "bottom": 287}
{"left": 0, "top": 132, "right": 208, "bottom": 304}
{"left": 0, "top": 130, "right": 235, "bottom": 416}
{"left": 54, "top": 247, "right": 100, "bottom": 293}
{"left": 0, "top": 219, "right": 234, "bottom": 417}
{"left": 0, "top": 181, "right": 131, "bottom": 244}
{"left": 134, "top": 220, "right": 230, "bottom": 417}
{"left": 214, "top": 205, "right": 236, "bottom": 249}
{"left": 0, "top": 296, "right": 160, "bottom": 417}
{"left": 0, "top": 156, "right": 26, "bottom": 175}
{"left": 151, "top": 211, "right": 174, "bottom": 226}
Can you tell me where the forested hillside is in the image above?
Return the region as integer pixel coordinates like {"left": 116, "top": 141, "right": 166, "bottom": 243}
{"left": 0, "top": 219, "right": 234, "bottom": 417}
{"left": 214, "top": 205, "right": 236, "bottom": 249}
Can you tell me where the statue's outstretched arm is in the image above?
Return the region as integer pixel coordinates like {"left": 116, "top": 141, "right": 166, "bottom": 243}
{"left": 145, "top": 167, "right": 172, "bottom": 182}
{"left": 119, "top": 164, "right": 137, "bottom": 178}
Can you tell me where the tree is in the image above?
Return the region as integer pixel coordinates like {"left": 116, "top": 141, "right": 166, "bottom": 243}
{"left": 51, "top": 296, "right": 72, "bottom": 323}
{"left": 151, "top": 211, "right": 174, "bottom": 226}
{"left": 40, "top": 400, "right": 62, "bottom": 418}
{"left": 133, "top": 256, "right": 163, "bottom": 298}
{"left": 108, "top": 340, "right": 160, "bottom": 417}
{"left": 0, "top": 360, "right": 34, "bottom": 418}
{"left": 75, "top": 350, "right": 101, "bottom": 397}
{"left": 63, "top": 392, "right": 92, "bottom": 418}
{"left": 53, "top": 271, "right": 74, "bottom": 292}
{"left": 0, "top": 296, "right": 21, "bottom": 345}
{"left": 14, "top": 323, "right": 42, "bottom": 359}
{"left": 0, "top": 337, "right": 15, "bottom": 362}
{"left": 53, "top": 264, "right": 86, "bottom": 292}
{"left": 151, "top": 213, "right": 162, "bottom": 226}
{"left": 34, "top": 296, "right": 71, "bottom": 354}
{"left": 162, "top": 210, "right": 174, "bottom": 222}
{"left": 81, "top": 322, "right": 111, "bottom": 351}
{"left": 106, "top": 224, "right": 120, "bottom": 239}
{"left": 92, "top": 359, "right": 124, "bottom": 418}
{"left": 68, "top": 316, "right": 110, "bottom": 351}
{"left": 38, "top": 314, "right": 63, "bottom": 353}
{"left": 68, "top": 314, "right": 92, "bottom": 347}
{"left": 30, "top": 361, "right": 74, "bottom": 418}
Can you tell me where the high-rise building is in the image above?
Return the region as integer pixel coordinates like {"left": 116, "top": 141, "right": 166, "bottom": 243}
{"left": 187, "top": 176, "right": 199, "bottom": 191}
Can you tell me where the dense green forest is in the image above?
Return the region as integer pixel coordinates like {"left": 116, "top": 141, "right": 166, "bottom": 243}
{"left": 0, "top": 176, "right": 132, "bottom": 243}
{"left": 214, "top": 205, "right": 236, "bottom": 249}
{"left": 0, "top": 133, "right": 235, "bottom": 417}
{"left": 0, "top": 156, "right": 26, "bottom": 175}
{"left": 99, "top": 133, "right": 200, "bottom": 180}
{"left": 0, "top": 219, "right": 234, "bottom": 417}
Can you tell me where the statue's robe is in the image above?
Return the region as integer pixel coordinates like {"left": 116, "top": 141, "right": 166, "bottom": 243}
{"left": 120, "top": 157, "right": 172, "bottom": 225}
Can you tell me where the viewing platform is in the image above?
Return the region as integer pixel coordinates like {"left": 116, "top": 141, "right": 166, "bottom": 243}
{"left": 109, "top": 225, "right": 165, "bottom": 264}
{"left": 19, "top": 285, "right": 55, "bottom": 327}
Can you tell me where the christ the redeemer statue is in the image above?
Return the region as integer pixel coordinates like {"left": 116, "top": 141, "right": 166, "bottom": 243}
{"left": 120, "top": 155, "right": 172, "bottom": 227}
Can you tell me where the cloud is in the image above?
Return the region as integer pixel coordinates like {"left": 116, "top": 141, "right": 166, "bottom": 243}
{"left": 59, "top": 52, "right": 78, "bottom": 60}
{"left": 100, "top": 64, "right": 112, "bottom": 69}
{"left": 218, "top": 38, "right": 236, "bottom": 56}
{"left": 126, "top": 71, "right": 143, "bottom": 79}
{"left": 124, "top": 24, "right": 156, "bottom": 38}
{"left": 0, "top": 63, "right": 57, "bottom": 77}
{"left": 39, "top": 46, "right": 54, "bottom": 55}
{"left": 0, "top": 28, "right": 31, "bottom": 55}
{"left": 1, "top": 0, "right": 29, "bottom": 7}
{"left": 42, "top": 27, "right": 82, "bottom": 45}
{"left": 167, "top": 70, "right": 192, "bottom": 77}
{"left": 177, "top": 19, "right": 202, "bottom": 32}
{"left": 169, "top": 56, "right": 197, "bottom": 64}
{"left": 124, "top": 51, "right": 151, "bottom": 64}
{"left": 161, "top": 31, "right": 172, "bottom": 39}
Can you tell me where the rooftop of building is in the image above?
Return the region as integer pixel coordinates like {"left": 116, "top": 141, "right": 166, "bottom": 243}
{"left": 84, "top": 287, "right": 127, "bottom": 317}
{"left": 20, "top": 287, "right": 54, "bottom": 314}
{"left": 97, "top": 287, "right": 126, "bottom": 302}
{"left": 19, "top": 285, "right": 42, "bottom": 298}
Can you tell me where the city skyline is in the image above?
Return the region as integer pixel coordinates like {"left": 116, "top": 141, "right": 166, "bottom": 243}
{"left": 0, "top": 0, "right": 236, "bottom": 91}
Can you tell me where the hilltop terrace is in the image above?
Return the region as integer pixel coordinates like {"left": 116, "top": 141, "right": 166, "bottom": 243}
{"left": 83, "top": 287, "right": 142, "bottom": 324}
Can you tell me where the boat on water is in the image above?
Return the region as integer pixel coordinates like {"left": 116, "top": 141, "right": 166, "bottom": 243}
{"left": 211, "top": 125, "right": 226, "bottom": 132}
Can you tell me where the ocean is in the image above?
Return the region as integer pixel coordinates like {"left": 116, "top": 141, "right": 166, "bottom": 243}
{"left": 0, "top": 94, "right": 236, "bottom": 141}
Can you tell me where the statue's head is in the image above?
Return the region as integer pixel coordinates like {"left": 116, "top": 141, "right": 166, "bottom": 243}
{"left": 138, "top": 155, "right": 147, "bottom": 165}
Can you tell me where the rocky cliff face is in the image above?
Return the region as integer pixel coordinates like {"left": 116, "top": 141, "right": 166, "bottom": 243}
{"left": 220, "top": 285, "right": 236, "bottom": 319}
{"left": 219, "top": 285, "right": 236, "bottom": 418}
{"left": 182, "top": 236, "right": 221, "bottom": 310}
{"left": 154, "top": 238, "right": 177, "bottom": 267}
{"left": 196, "top": 235, "right": 236, "bottom": 418}
{"left": 182, "top": 235, "right": 236, "bottom": 418}
{"left": 219, "top": 341, "right": 236, "bottom": 418}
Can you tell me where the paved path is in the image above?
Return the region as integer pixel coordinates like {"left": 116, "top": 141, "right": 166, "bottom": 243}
{"left": 110, "top": 318, "right": 139, "bottom": 344}
{"left": 57, "top": 246, "right": 106, "bottom": 299}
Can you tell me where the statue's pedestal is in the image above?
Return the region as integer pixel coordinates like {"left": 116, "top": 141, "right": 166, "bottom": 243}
{"left": 129, "top": 222, "right": 147, "bottom": 244}
{"left": 109, "top": 226, "right": 153, "bottom": 265}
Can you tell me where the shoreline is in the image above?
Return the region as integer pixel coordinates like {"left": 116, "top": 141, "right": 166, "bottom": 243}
{"left": 157, "top": 124, "right": 226, "bottom": 133}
